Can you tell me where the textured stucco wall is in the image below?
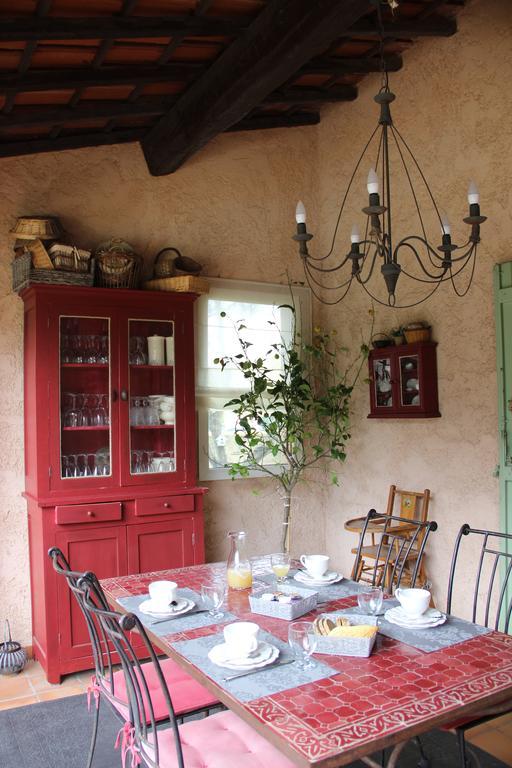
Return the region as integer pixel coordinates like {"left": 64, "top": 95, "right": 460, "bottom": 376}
{"left": 315, "top": 0, "right": 512, "bottom": 612}
{"left": 0, "top": 0, "right": 509, "bottom": 645}
{"left": 0, "top": 127, "right": 320, "bottom": 645}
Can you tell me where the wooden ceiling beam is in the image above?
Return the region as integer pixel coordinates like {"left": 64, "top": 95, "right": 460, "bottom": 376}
{"left": 350, "top": 15, "right": 457, "bottom": 38}
{"left": 0, "top": 128, "right": 145, "bottom": 158}
{"left": 0, "top": 64, "right": 201, "bottom": 94}
{"left": 0, "top": 15, "right": 248, "bottom": 42}
{"left": 141, "top": 0, "right": 373, "bottom": 175}
{"left": 302, "top": 54, "right": 403, "bottom": 75}
{"left": 264, "top": 85, "right": 357, "bottom": 105}
{"left": 0, "top": 100, "right": 168, "bottom": 127}
{"left": 226, "top": 111, "right": 320, "bottom": 132}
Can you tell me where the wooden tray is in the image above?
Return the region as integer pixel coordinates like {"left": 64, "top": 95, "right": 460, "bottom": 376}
{"left": 143, "top": 276, "right": 209, "bottom": 294}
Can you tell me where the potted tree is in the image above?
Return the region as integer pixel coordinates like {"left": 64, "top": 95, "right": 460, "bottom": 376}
{"left": 214, "top": 304, "right": 371, "bottom": 552}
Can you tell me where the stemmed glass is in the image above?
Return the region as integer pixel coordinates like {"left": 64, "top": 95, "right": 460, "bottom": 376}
{"left": 357, "top": 587, "right": 384, "bottom": 616}
{"left": 200, "top": 583, "right": 227, "bottom": 619}
{"left": 288, "top": 621, "right": 317, "bottom": 670}
{"left": 271, "top": 553, "right": 291, "bottom": 583}
{"left": 63, "top": 394, "right": 82, "bottom": 427}
{"left": 130, "top": 337, "right": 147, "bottom": 365}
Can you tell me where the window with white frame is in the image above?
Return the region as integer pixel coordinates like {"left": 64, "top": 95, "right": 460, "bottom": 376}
{"left": 195, "top": 278, "right": 311, "bottom": 481}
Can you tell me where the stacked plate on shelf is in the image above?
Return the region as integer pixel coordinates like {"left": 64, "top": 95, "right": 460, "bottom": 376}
{"left": 208, "top": 641, "right": 279, "bottom": 671}
{"left": 294, "top": 570, "right": 343, "bottom": 587}
{"left": 384, "top": 606, "right": 446, "bottom": 629}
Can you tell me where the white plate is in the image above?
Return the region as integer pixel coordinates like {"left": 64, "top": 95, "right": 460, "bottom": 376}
{"left": 387, "top": 606, "right": 444, "bottom": 624}
{"left": 294, "top": 570, "right": 342, "bottom": 586}
{"left": 208, "top": 642, "right": 278, "bottom": 670}
{"left": 139, "top": 597, "right": 194, "bottom": 618}
{"left": 385, "top": 607, "right": 446, "bottom": 629}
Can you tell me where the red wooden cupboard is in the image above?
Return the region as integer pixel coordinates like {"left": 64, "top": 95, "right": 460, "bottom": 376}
{"left": 21, "top": 285, "right": 206, "bottom": 682}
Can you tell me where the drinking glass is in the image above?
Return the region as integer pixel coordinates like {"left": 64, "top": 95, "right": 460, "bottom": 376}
{"left": 98, "top": 335, "right": 109, "bottom": 364}
{"left": 80, "top": 393, "right": 92, "bottom": 426}
{"left": 357, "top": 587, "right": 384, "bottom": 615}
{"left": 60, "top": 335, "right": 73, "bottom": 363}
{"left": 201, "top": 583, "right": 227, "bottom": 619}
{"left": 271, "top": 552, "right": 291, "bottom": 583}
{"left": 63, "top": 393, "right": 82, "bottom": 427}
{"left": 130, "top": 337, "right": 147, "bottom": 365}
{"left": 288, "top": 621, "right": 317, "bottom": 670}
{"left": 72, "top": 334, "right": 84, "bottom": 363}
{"left": 76, "top": 453, "right": 88, "bottom": 476}
{"left": 85, "top": 335, "right": 98, "bottom": 364}
{"left": 130, "top": 398, "right": 144, "bottom": 426}
{"left": 143, "top": 397, "right": 159, "bottom": 426}
{"left": 97, "top": 394, "right": 109, "bottom": 426}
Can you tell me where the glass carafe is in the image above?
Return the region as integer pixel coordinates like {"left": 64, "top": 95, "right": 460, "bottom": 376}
{"left": 226, "top": 531, "right": 252, "bottom": 590}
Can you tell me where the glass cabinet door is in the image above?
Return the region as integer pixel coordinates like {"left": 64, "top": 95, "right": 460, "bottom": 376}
{"left": 59, "top": 315, "right": 111, "bottom": 479}
{"left": 373, "top": 357, "right": 393, "bottom": 408}
{"left": 128, "top": 319, "right": 176, "bottom": 477}
{"left": 399, "top": 354, "right": 420, "bottom": 407}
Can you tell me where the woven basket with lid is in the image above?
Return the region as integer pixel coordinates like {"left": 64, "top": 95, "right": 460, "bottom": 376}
{"left": 94, "top": 238, "right": 142, "bottom": 289}
{"left": 10, "top": 216, "right": 61, "bottom": 241}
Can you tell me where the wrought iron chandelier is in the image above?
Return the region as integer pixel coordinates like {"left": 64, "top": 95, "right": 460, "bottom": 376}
{"left": 293, "top": 2, "right": 486, "bottom": 308}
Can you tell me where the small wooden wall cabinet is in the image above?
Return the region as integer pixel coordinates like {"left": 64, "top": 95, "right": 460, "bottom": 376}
{"left": 20, "top": 285, "right": 206, "bottom": 682}
{"left": 368, "top": 341, "right": 441, "bottom": 419}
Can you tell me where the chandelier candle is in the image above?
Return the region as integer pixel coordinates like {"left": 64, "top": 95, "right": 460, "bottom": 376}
{"left": 293, "top": 5, "right": 486, "bottom": 309}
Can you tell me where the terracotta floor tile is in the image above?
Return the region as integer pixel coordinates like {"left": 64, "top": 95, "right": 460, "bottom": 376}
{"left": 37, "top": 686, "right": 85, "bottom": 702}
{"left": 0, "top": 675, "right": 33, "bottom": 699}
{"left": 29, "top": 672, "right": 88, "bottom": 692}
{"left": 0, "top": 694, "right": 39, "bottom": 711}
{"left": 21, "top": 659, "right": 44, "bottom": 678}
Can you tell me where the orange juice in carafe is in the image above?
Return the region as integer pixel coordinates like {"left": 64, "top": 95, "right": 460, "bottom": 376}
{"left": 226, "top": 531, "right": 252, "bottom": 590}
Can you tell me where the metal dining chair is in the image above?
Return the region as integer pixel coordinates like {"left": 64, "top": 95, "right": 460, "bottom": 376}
{"left": 440, "top": 524, "right": 512, "bottom": 768}
{"left": 79, "top": 574, "right": 297, "bottom": 768}
{"left": 48, "top": 548, "right": 220, "bottom": 768}
{"left": 350, "top": 510, "right": 438, "bottom": 593}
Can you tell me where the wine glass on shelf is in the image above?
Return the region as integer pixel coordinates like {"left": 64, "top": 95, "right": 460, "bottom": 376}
{"left": 130, "top": 337, "right": 147, "bottom": 365}
{"left": 76, "top": 453, "right": 88, "bottom": 477}
{"left": 72, "top": 334, "right": 84, "bottom": 363}
{"left": 85, "top": 335, "right": 98, "bottom": 364}
{"left": 60, "top": 335, "right": 73, "bottom": 363}
{"left": 288, "top": 621, "right": 317, "bottom": 670}
{"left": 63, "top": 394, "right": 82, "bottom": 428}
{"left": 98, "top": 335, "right": 109, "bottom": 364}
{"left": 80, "top": 394, "right": 92, "bottom": 427}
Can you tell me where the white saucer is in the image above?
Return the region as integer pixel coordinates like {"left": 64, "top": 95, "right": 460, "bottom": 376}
{"left": 294, "top": 570, "right": 342, "bottom": 586}
{"left": 208, "top": 641, "right": 279, "bottom": 671}
{"left": 139, "top": 597, "right": 194, "bottom": 618}
{"left": 385, "top": 606, "right": 446, "bottom": 629}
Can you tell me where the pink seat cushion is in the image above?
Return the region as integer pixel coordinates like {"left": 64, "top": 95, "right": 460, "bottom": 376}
{"left": 143, "top": 709, "right": 297, "bottom": 768}
{"left": 104, "top": 658, "right": 219, "bottom": 722}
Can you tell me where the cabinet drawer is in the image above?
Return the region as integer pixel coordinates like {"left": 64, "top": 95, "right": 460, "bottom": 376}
{"left": 135, "top": 495, "right": 194, "bottom": 517}
{"left": 55, "top": 502, "right": 123, "bottom": 526}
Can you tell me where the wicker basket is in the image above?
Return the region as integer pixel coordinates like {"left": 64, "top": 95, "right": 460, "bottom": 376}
{"left": 48, "top": 243, "right": 92, "bottom": 273}
{"left": 95, "top": 251, "right": 141, "bottom": 289}
{"left": 313, "top": 613, "right": 378, "bottom": 657}
{"left": 143, "top": 275, "right": 209, "bottom": 294}
{"left": 12, "top": 251, "right": 94, "bottom": 293}
{"left": 10, "top": 215, "right": 61, "bottom": 241}
{"left": 404, "top": 327, "right": 431, "bottom": 343}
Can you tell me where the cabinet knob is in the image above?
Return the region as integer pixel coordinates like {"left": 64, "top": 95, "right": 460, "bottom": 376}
{"left": 87, "top": 510, "right": 94, "bottom": 517}
{"left": 164, "top": 502, "right": 170, "bottom": 508}
{"left": 120, "top": 389, "right": 128, "bottom": 401}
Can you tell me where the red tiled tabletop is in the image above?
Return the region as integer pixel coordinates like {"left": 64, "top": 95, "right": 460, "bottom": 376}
{"left": 102, "top": 564, "right": 512, "bottom": 767}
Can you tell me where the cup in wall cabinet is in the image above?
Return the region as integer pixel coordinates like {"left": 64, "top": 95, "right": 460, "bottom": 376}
{"left": 147, "top": 335, "right": 165, "bottom": 366}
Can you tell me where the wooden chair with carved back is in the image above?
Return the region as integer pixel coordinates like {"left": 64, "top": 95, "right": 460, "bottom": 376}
{"left": 346, "top": 485, "right": 432, "bottom": 590}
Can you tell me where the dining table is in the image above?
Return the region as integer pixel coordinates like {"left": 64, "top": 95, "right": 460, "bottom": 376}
{"left": 101, "top": 560, "right": 512, "bottom": 768}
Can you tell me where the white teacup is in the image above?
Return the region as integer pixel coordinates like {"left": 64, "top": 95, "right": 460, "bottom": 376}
{"left": 149, "top": 580, "right": 177, "bottom": 609}
{"left": 395, "top": 587, "right": 431, "bottom": 618}
{"left": 223, "top": 621, "right": 259, "bottom": 658}
{"left": 300, "top": 554, "right": 330, "bottom": 579}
